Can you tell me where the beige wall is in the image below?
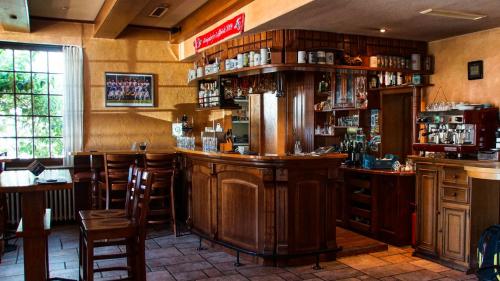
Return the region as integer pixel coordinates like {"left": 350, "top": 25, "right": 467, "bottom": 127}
{"left": 428, "top": 27, "right": 500, "bottom": 107}
{"left": 0, "top": 20, "right": 223, "bottom": 151}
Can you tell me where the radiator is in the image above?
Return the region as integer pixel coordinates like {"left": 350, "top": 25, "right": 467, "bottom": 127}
{"left": 5, "top": 188, "right": 75, "bottom": 225}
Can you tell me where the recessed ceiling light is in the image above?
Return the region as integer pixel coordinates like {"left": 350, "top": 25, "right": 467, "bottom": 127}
{"left": 379, "top": 28, "right": 387, "bottom": 33}
{"left": 419, "top": 8, "right": 486, "bottom": 20}
{"left": 61, "top": 6, "right": 69, "bottom": 10}
{"left": 9, "top": 14, "right": 17, "bottom": 20}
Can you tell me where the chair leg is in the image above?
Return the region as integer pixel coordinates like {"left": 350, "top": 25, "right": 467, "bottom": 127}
{"left": 137, "top": 238, "right": 146, "bottom": 281}
{"left": 126, "top": 238, "right": 136, "bottom": 280}
{"left": 85, "top": 238, "right": 94, "bottom": 281}
{"left": 170, "top": 182, "right": 177, "bottom": 236}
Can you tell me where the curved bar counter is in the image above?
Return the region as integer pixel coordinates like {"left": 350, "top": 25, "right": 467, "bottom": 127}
{"left": 178, "top": 149, "right": 347, "bottom": 265}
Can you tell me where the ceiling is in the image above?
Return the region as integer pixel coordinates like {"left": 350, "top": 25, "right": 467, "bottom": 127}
{"left": 29, "top": 0, "right": 106, "bottom": 22}
{"left": 254, "top": 0, "right": 500, "bottom": 41}
{"left": 28, "top": 0, "right": 208, "bottom": 28}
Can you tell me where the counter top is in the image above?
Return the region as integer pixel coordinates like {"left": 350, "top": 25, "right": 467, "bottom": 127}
{"left": 340, "top": 166, "right": 415, "bottom": 176}
{"left": 71, "top": 149, "right": 176, "bottom": 156}
{"left": 409, "top": 155, "right": 498, "bottom": 167}
{"left": 177, "top": 148, "right": 347, "bottom": 161}
{"left": 464, "top": 163, "right": 500, "bottom": 180}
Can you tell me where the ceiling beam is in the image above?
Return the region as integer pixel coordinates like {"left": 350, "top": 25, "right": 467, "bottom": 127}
{"left": 93, "top": 0, "right": 150, "bottom": 38}
{"left": 170, "top": 0, "right": 254, "bottom": 43}
{"left": 0, "top": 0, "right": 30, "bottom": 32}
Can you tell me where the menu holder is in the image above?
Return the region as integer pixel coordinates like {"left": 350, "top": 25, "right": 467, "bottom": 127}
{"left": 27, "top": 160, "right": 45, "bottom": 176}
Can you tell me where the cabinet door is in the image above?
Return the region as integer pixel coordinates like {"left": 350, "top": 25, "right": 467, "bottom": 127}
{"left": 416, "top": 166, "right": 439, "bottom": 256}
{"left": 190, "top": 161, "right": 215, "bottom": 237}
{"left": 440, "top": 203, "right": 469, "bottom": 266}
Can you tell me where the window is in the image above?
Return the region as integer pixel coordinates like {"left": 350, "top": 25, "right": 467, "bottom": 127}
{"left": 0, "top": 44, "right": 64, "bottom": 159}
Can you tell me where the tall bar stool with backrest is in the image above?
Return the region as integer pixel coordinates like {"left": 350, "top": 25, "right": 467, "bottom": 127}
{"left": 98, "top": 154, "right": 138, "bottom": 210}
{"left": 144, "top": 153, "right": 177, "bottom": 235}
{"left": 80, "top": 168, "right": 153, "bottom": 281}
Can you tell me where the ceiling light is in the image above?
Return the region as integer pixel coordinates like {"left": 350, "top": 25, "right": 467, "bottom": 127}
{"left": 9, "top": 14, "right": 17, "bottom": 20}
{"left": 379, "top": 28, "right": 387, "bottom": 33}
{"left": 149, "top": 5, "right": 169, "bottom": 18}
{"left": 419, "top": 8, "right": 486, "bottom": 20}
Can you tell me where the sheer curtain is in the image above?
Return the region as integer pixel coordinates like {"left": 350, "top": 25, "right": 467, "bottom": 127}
{"left": 62, "top": 46, "right": 84, "bottom": 166}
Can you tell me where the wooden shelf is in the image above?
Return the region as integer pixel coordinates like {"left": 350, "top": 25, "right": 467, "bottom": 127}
{"left": 314, "top": 110, "right": 333, "bottom": 113}
{"left": 196, "top": 105, "right": 241, "bottom": 111}
{"left": 188, "top": 63, "right": 434, "bottom": 85}
{"left": 331, "top": 107, "right": 365, "bottom": 111}
{"left": 368, "top": 84, "right": 434, "bottom": 91}
{"left": 314, "top": 134, "right": 339, "bottom": 137}
{"left": 351, "top": 207, "right": 371, "bottom": 219}
{"left": 232, "top": 120, "right": 249, "bottom": 124}
{"left": 349, "top": 219, "right": 371, "bottom": 232}
{"left": 351, "top": 193, "right": 372, "bottom": 205}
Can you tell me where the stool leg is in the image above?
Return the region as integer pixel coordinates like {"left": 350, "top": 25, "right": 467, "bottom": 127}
{"left": 126, "top": 238, "right": 136, "bottom": 280}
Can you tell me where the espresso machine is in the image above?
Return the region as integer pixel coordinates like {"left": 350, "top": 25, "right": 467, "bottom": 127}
{"left": 413, "top": 108, "right": 498, "bottom": 158}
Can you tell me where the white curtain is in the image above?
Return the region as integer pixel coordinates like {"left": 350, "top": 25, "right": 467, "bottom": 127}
{"left": 62, "top": 46, "right": 84, "bottom": 166}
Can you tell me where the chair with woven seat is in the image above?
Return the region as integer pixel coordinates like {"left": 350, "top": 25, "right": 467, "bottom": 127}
{"left": 144, "top": 153, "right": 177, "bottom": 235}
{"left": 97, "top": 154, "right": 139, "bottom": 210}
{"left": 79, "top": 168, "right": 153, "bottom": 281}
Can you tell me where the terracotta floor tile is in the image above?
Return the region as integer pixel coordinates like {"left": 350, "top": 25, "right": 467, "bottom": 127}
{"left": 172, "top": 270, "right": 208, "bottom": 281}
{"left": 314, "top": 267, "right": 364, "bottom": 280}
{"left": 339, "top": 254, "right": 390, "bottom": 270}
{"left": 393, "top": 269, "right": 443, "bottom": 281}
{"left": 2, "top": 225, "right": 467, "bottom": 281}
{"left": 360, "top": 262, "right": 423, "bottom": 278}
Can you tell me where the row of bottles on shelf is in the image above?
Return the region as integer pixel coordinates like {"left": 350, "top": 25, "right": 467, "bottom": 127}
{"left": 339, "top": 130, "right": 367, "bottom": 167}
{"left": 368, "top": 72, "right": 426, "bottom": 89}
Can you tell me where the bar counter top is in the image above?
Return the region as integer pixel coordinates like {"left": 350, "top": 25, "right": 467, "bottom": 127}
{"left": 340, "top": 165, "right": 415, "bottom": 176}
{"left": 177, "top": 148, "right": 347, "bottom": 161}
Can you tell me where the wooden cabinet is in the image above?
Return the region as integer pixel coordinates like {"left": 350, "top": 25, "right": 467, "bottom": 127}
{"left": 341, "top": 167, "right": 415, "bottom": 246}
{"left": 415, "top": 165, "right": 439, "bottom": 257}
{"left": 184, "top": 151, "right": 344, "bottom": 265}
{"left": 414, "top": 160, "right": 474, "bottom": 271}
{"left": 439, "top": 203, "right": 469, "bottom": 266}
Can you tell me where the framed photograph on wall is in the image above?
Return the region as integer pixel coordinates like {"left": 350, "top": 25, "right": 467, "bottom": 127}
{"left": 105, "top": 72, "right": 154, "bottom": 107}
{"left": 468, "top": 60, "right": 483, "bottom": 80}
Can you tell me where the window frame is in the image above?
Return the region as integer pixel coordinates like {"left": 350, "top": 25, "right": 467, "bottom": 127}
{"left": 0, "top": 42, "right": 64, "bottom": 164}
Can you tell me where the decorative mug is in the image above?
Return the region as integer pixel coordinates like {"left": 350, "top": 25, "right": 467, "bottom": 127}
{"left": 260, "top": 48, "right": 270, "bottom": 65}
{"left": 237, "top": 53, "right": 244, "bottom": 69}
{"left": 326, "top": 52, "right": 334, "bottom": 64}
{"left": 253, "top": 53, "right": 261, "bottom": 66}
{"left": 317, "top": 51, "right": 326, "bottom": 64}
{"left": 297, "top": 51, "right": 307, "bottom": 63}
{"left": 249, "top": 51, "right": 255, "bottom": 67}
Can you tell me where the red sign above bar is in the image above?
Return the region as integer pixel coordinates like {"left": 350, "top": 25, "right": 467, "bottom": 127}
{"left": 194, "top": 13, "right": 245, "bottom": 52}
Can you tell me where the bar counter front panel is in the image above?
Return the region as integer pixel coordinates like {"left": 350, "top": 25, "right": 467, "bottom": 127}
{"left": 180, "top": 149, "right": 346, "bottom": 264}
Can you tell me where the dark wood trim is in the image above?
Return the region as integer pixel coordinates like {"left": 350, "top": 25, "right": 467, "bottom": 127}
{"left": 0, "top": 41, "right": 62, "bottom": 51}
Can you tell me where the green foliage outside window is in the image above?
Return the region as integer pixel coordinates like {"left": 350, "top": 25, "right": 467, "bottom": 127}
{"left": 0, "top": 47, "right": 64, "bottom": 159}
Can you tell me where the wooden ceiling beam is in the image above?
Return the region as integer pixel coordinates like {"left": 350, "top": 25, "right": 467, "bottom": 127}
{"left": 93, "top": 0, "right": 151, "bottom": 38}
{"left": 170, "top": 0, "right": 254, "bottom": 43}
{"left": 0, "top": 0, "right": 30, "bottom": 33}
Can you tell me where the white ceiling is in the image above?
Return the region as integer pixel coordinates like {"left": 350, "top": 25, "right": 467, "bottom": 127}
{"left": 254, "top": 0, "right": 500, "bottom": 41}
{"left": 29, "top": 0, "right": 106, "bottom": 21}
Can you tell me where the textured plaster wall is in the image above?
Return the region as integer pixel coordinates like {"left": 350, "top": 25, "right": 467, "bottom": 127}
{"left": 0, "top": 20, "right": 225, "bottom": 151}
{"left": 428, "top": 27, "right": 500, "bottom": 107}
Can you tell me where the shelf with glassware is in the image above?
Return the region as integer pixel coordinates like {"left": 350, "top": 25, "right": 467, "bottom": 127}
{"left": 196, "top": 78, "right": 242, "bottom": 111}
{"left": 313, "top": 70, "right": 370, "bottom": 139}
{"left": 231, "top": 98, "right": 250, "bottom": 149}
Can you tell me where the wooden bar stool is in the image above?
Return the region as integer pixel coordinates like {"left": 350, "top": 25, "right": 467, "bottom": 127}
{"left": 144, "top": 153, "right": 177, "bottom": 235}
{"left": 97, "top": 154, "right": 138, "bottom": 210}
{"left": 79, "top": 169, "right": 153, "bottom": 281}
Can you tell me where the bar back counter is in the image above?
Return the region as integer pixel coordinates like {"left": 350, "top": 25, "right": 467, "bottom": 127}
{"left": 179, "top": 149, "right": 346, "bottom": 265}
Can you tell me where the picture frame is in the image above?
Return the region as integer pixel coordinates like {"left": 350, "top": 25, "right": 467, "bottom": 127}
{"left": 468, "top": 60, "right": 483, "bottom": 80}
{"left": 105, "top": 72, "right": 154, "bottom": 107}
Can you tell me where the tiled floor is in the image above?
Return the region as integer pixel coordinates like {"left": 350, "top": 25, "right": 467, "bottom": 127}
{"left": 0, "top": 225, "right": 478, "bottom": 281}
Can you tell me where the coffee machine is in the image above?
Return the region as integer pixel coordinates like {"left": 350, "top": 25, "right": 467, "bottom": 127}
{"left": 413, "top": 108, "right": 498, "bottom": 158}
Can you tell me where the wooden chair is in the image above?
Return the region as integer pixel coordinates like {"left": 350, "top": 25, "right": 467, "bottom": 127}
{"left": 144, "top": 153, "right": 177, "bottom": 235}
{"left": 79, "top": 164, "right": 139, "bottom": 222}
{"left": 97, "top": 154, "right": 138, "bottom": 210}
{"left": 79, "top": 169, "right": 153, "bottom": 281}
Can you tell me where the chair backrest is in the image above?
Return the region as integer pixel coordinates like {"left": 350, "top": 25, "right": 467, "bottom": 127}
{"left": 132, "top": 169, "right": 154, "bottom": 231}
{"left": 144, "top": 153, "right": 175, "bottom": 187}
{"left": 124, "top": 164, "right": 140, "bottom": 217}
{"left": 104, "top": 154, "right": 138, "bottom": 185}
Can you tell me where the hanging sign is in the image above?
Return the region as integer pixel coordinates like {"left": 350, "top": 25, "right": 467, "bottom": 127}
{"left": 194, "top": 13, "right": 245, "bottom": 52}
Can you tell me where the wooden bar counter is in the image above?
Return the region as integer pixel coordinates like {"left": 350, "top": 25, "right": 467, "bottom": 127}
{"left": 178, "top": 149, "right": 347, "bottom": 265}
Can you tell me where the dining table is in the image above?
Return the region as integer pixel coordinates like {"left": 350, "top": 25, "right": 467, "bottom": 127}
{"left": 0, "top": 169, "right": 72, "bottom": 281}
